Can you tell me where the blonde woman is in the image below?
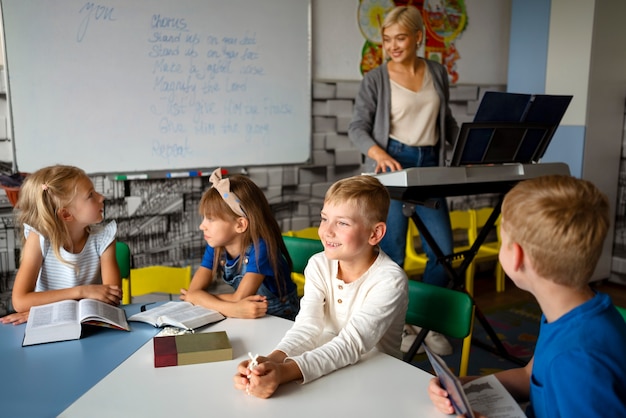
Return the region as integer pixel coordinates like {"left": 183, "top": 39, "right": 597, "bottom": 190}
{"left": 349, "top": 6, "right": 459, "bottom": 355}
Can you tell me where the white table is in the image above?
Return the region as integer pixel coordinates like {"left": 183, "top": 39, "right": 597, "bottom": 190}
{"left": 60, "top": 315, "right": 447, "bottom": 417}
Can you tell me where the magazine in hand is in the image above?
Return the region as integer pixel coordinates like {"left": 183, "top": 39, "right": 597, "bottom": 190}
{"left": 425, "top": 345, "right": 527, "bottom": 418}
{"left": 128, "top": 301, "right": 225, "bottom": 330}
{"left": 424, "top": 344, "right": 475, "bottom": 418}
{"left": 23, "top": 299, "right": 129, "bottom": 346}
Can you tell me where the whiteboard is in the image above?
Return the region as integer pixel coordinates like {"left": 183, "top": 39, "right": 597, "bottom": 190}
{"left": 1, "top": 0, "right": 311, "bottom": 174}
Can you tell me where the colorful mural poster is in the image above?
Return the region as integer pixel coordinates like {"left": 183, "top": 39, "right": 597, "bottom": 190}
{"left": 358, "top": 0, "right": 468, "bottom": 84}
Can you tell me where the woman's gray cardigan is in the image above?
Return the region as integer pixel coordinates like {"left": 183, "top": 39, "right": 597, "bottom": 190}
{"left": 348, "top": 59, "right": 459, "bottom": 172}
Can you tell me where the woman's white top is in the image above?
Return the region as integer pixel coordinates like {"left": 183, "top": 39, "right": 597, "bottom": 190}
{"left": 389, "top": 64, "right": 440, "bottom": 147}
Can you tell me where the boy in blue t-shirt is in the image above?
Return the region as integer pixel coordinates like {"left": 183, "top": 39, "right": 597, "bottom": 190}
{"left": 428, "top": 175, "right": 626, "bottom": 418}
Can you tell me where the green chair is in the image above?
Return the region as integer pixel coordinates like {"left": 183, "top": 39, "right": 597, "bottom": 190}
{"left": 404, "top": 280, "right": 475, "bottom": 377}
{"left": 617, "top": 305, "right": 626, "bottom": 323}
{"left": 115, "top": 241, "right": 132, "bottom": 304}
{"left": 282, "top": 235, "right": 324, "bottom": 297}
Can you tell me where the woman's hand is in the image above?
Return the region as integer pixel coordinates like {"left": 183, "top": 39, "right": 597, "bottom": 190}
{"left": 368, "top": 145, "right": 403, "bottom": 173}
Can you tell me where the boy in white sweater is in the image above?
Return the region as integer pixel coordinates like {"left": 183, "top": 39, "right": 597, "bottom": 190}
{"left": 234, "top": 175, "right": 408, "bottom": 398}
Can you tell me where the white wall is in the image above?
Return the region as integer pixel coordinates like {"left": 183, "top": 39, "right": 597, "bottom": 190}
{"left": 312, "top": 0, "right": 511, "bottom": 84}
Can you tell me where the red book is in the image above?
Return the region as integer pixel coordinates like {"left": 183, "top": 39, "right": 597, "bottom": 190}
{"left": 153, "top": 331, "right": 232, "bottom": 368}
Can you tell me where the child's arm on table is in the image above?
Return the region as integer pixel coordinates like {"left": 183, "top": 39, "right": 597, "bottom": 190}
{"left": 2, "top": 235, "right": 122, "bottom": 325}
{"left": 182, "top": 268, "right": 267, "bottom": 318}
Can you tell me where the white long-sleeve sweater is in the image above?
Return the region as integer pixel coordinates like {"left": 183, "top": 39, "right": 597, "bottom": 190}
{"left": 274, "top": 250, "right": 408, "bottom": 383}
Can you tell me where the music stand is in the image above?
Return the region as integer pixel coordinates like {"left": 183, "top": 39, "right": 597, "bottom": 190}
{"left": 404, "top": 92, "right": 572, "bottom": 366}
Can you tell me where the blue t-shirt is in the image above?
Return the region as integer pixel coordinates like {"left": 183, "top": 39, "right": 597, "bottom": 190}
{"left": 527, "top": 291, "right": 626, "bottom": 418}
{"left": 200, "top": 239, "right": 295, "bottom": 296}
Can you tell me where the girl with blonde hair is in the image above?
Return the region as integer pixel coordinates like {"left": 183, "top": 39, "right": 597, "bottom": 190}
{"left": 1, "top": 165, "right": 121, "bottom": 325}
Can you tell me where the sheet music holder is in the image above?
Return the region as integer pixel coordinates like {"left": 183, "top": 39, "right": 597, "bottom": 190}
{"left": 449, "top": 91, "right": 572, "bottom": 167}
{"left": 399, "top": 91, "right": 572, "bottom": 366}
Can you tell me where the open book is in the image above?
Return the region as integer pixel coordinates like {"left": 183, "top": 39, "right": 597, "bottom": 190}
{"left": 128, "top": 301, "right": 225, "bottom": 330}
{"left": 23, "top": 299, "right": 130, "bottom": 346}
{"left": 425, "top": 345, "right": 527, "bottom": 418}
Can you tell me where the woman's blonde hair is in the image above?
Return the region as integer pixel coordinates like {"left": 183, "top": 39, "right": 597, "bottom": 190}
{"left": 381, "top": 6, "right": 424, "bottom": 60}
{"left": 16, "top": 165, "right": 91, "bottom": 265}
{"left": 199, "top": 174, "right": 293, "bottom": 298}
{"left": 501, "top": 175, "right": 609, "bottom": 288}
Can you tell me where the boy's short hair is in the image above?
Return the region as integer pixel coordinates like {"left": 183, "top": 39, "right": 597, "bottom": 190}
{"left": 501, "top": 175, "right": 609, "bottom": 288}
{"left": 324, "top": 175, "right": 390, "bottom": 227}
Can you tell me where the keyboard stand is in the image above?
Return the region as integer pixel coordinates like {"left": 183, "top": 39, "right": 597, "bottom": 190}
{"left": 406, "top": 198, "right": 527, "bottom": 367}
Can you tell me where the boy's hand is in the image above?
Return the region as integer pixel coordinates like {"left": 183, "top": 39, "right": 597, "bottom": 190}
{"left": 428, "top": 377, "right": 486, "bottom": 417}
{"left": 428, "top": 377, "right": 456, "bottom": 415}
{"left": 234, "top": 355, "right": 274, "bottom": 396}
{"left": 238, "top": 360, "right": 281, "bottom": 399}
{"left": 0, "top": 310, "right": 29, "bottom": 325}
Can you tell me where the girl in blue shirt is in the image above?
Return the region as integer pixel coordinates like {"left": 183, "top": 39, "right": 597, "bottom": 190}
{"left": 181, "top": 168, "right": 298, "bottom": 320}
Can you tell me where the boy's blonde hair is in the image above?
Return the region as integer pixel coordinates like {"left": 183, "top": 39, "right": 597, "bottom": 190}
{"left": 16, "top": 165, "right": 91, "bottom": 266}
{"left": 199, "top": 174, "right": 292, "bottom": 298}
{"left": 501, "top": 175, "right": 609, "bottom": 288}
{"left": 324, "top": 175, "right": 390, "bottom": 227}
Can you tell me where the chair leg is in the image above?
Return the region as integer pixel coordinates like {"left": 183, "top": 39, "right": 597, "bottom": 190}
{"left": 465, "top": 261, "right": 475, "bottom": 297}
{"left": 122, "top": 278, "right": 131, "bottom": 305}
{"left": 459, "top": 334, "right": 472, "bottom": 377}
{"left": 403, "top": 327, "right": 429, "bottom": 362}
{"left": 459, "top": 309, "right": 476, "bottom": 377}
{"left": 496, "top": 264, "right": 506, "bottom": 293}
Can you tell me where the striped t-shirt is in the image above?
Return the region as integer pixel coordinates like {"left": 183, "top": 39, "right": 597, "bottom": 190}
{"left": 27, "top": 221, "right": 117, "bottom": 292}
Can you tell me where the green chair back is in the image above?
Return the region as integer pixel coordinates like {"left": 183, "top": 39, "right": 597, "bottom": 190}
{"left": 616, "top": 305, "right": 626, "bottom": 323}
{"left": 116, "top": 241, "right": 131, "bottom": 280}
{"left": 116, "top": 241, "right": 132, "bottom": 304}
{"left": 404, "top": 280, "right": 475, "bottom": 375}
{"left": 283, "top": 235, "right": 324, "bottom": 274}
{"left": 405, "top": 280, "right": 473, "bottom": 340}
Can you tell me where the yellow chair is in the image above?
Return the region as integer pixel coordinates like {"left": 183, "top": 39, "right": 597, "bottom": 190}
{"left": 404, "top": 219, "right": 427, "bottom": 277}
{"left": 404, "top": 210, "right": 475, "bottom": 287}
{"left": 404, "top": 280, "right": 475, "bottom": 377}
{"left": 284, "top": 226, "right": 319, "bottom": 240}
{"left": 283, "top": 235, "right": 324, "bottom": 297}
{"left": 123, "top": 265, "right": 192, "bottom": 304}
{"left": 468, "top": 207, "right": 505, "bottom": 295}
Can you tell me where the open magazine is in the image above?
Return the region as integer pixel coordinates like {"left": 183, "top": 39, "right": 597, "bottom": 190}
{"left": 424, "top": 345, "right": 527, "bottom": 418}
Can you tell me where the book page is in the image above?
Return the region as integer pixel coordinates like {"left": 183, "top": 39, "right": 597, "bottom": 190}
{"left": 29, "top": 300, "right": 78, "bottom": 328}
{"left": 22, "top": 300, "right": 81, "bottom": 346}
{"left": 463, "top": 375, "right": 527, "bottom": 418}
{"left": 159, "top": 305, "right": 224, "bottom": 330}
{"left": 128, "top": 301, "right": 224, "bottom": 330}
{"left": 78, "top": 299, "right": 129, "bottom": 331}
